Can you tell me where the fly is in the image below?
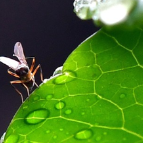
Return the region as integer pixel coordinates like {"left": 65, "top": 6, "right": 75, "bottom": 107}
{"left": 0, "top": 42, "right": 43, "bottom": 102}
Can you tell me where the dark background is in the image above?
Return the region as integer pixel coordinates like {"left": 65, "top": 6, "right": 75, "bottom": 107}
{"left": 0, "top": 1, "right": 99, "bottom": 136}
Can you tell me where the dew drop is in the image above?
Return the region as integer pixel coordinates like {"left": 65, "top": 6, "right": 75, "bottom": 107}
{"left": 65, "top": 109, "right": 72, "bottom": 115}
{"left": 5, "top": 134, "right": 19, "bottom": 143}
{"left": 53, "top": 71, "right": 76, "bottom": 84}
{"left": 55, "top": 101, "right": 65, "bottom": 110}
{"left": 25, "top": 109, "right": 49, "bottom": 124}
{"left": 96, "top": 136, "right": 102, "bottom": 141}
{"left": 86, "top": 99, "right": 90, "bottom": 102}
{"left": 46, "top": 94, "right": 53, "bottom": 100}
{"left": 81, "top": 112, "right": 85, "bottom": 116}
{"left": 66, "top": 132, "right": 69, "bottom": 135}
{"left": 60, "top": 128, "right": 64, "bottom": 131}
{"left": 75, "top": 129, "right": 93, "bottom": 140}
{"left": 123, "top": 137, "right": 127, "bottom": 141}
{"left": 120, "top": 93, "right": 126, "bottom": 99}
{"left": 33, "top": 96, "right": 39, "bottom": 101}
{"left": 46, "top": 130, "right": 51, "bottom": 134}
{"left": 53, "top": 135, "right": 57, "bottom": 139}
{"left": 22, "top": 105, "right": 28, "bottom": 110}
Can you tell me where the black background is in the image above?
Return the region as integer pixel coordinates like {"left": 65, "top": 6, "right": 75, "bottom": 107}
{"left": 0, "top": 0, "right": 99, "bottom": 136}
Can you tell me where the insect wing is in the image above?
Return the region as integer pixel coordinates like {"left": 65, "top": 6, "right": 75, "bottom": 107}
{"left": 14, "top": 42, "right": 27, "bottom": 64}
{"left": 0, "top": 56, "right": 19, "bottom": 70}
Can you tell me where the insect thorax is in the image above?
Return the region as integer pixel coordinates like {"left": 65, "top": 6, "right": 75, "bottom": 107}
{"left": 16, "top": 65, "right": 29, "bottom": 77}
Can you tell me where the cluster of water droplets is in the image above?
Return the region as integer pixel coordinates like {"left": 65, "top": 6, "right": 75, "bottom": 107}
{"left": 73, "top": 0, "right": 137, "bottom": 25}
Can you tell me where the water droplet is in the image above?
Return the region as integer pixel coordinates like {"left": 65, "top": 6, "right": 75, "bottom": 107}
{"left": 25, "top": 109, "right": 50, "bottom": 124}
{"left": 81, "top": 112, "right": 85, "bottom": 116}
{"left": 5, "top": 134, "right": 19, "bottom": 143}
{"left": 60, "top": 128, "right": 64, "bottom": 131}
{"left": 65, "top": 109, "right": 72, "bottom": 115}
{"left": 53, "top": 71, "right": 76, "bottom": 84}
{"left": 53, "top": 135, "right": 57, "bottom": 139}
{"left": 22, "top": 105, "right": 28, "bottom": 110}
{"left": 86, "top": 99, "right": 90, "bottom": 102}
{"left": 120, "top": 94, "right": 126, "bottom": 99}
{"left": 33, "top": 96, "right": 39, "bottom": 101}
{"left": 46, "top": 94, "right": 53, "bottom": 100}
{"left": 96, "top": 136, "right": 102, "bottom": 141}
{"left": 75, "top": 129, "right": 93, "bottom": 140}
{"left": 66, "top": 132, "right": 69, "bottom": 135}
{"left": 55, "top": 101, "right": 65, "bottom": 110}
{"left": 73, "top": 0, "right": 98, "bottom": 19}
{"left": 46, "top": 130, "right": 51, "bottom": 134}
{"left": 123, "top": 137, "right": 127, "bottom": 141}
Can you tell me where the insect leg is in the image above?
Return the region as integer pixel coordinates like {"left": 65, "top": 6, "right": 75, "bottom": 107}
{"left": 32, "top": 64, "right": 43, "bottom": 82}
{"left": 26, "top": 57, "right": 35, "bottom": 72}
{"left": 7, "top": 68, "right": 20, "bottom": 78}
{"left": 22, "top": 83, "right": 30, "bottom": 96}
{"left": 10, "top": 80, "right": 24, "bottom": 102}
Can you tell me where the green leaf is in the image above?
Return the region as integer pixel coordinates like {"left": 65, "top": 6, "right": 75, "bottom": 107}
{"left": 4, "top": 26, "right": 143, "bottom": 143}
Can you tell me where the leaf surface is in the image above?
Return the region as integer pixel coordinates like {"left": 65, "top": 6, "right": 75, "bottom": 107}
{"left": 4, "top": 27, "right": 143, "bottom": 143}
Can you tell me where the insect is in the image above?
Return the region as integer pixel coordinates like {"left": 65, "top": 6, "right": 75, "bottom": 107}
{"left": 0, "top": 42, "right": 43, "bottom": 102}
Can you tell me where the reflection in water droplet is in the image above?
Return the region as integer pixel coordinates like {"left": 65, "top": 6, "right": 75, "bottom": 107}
{"left": 65, "top": 109, "right": 72, "bottom": 115}
{"left": 120, "top": 94, "right": 126, "bottom": 99}
{"left": 46, "top": 94, "right": 53, "bottom": 100}
{"left": 53, "top": 71, "right": 76, "bottom": 84}
{"left": 25, "top": 109, "right": 49, "bottom": 124}
{"left": 55, "top": 101, "right": 65, "bottom": 110}
{"left": 75, "top": 129, "right": 93, "bottom": 140}
{"left": 46, "top": 130, "right": 51, "bottom": 134}
{"left": 5, "top": 134, "right": 19, "bottom": 143}
{"left": 96, "top": 136, "right": 102, "bottom": 141}
{"left": 33, "top": 96, "right": 39, "bottom": 101}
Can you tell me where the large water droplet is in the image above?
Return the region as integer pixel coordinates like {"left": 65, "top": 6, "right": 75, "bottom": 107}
{"left": 5, "top": 134, "right": 19, "bottom": 143}
{"left": 73, "top": 0, "right": 98, "bottom": 19}
{"left": 55, "top": 101, "right": 65, "bottom": 110}
{"left": 25, "top": 109, "right": 49, "bottom": 124}
{"left": 54, "top": 71, "right": 76, "bottom": 84}
{"left": 65, "top": 109, "right": 72, "bottom": 115}
{"left": 75, "top": 129, "right": 93, "bottom": 140}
